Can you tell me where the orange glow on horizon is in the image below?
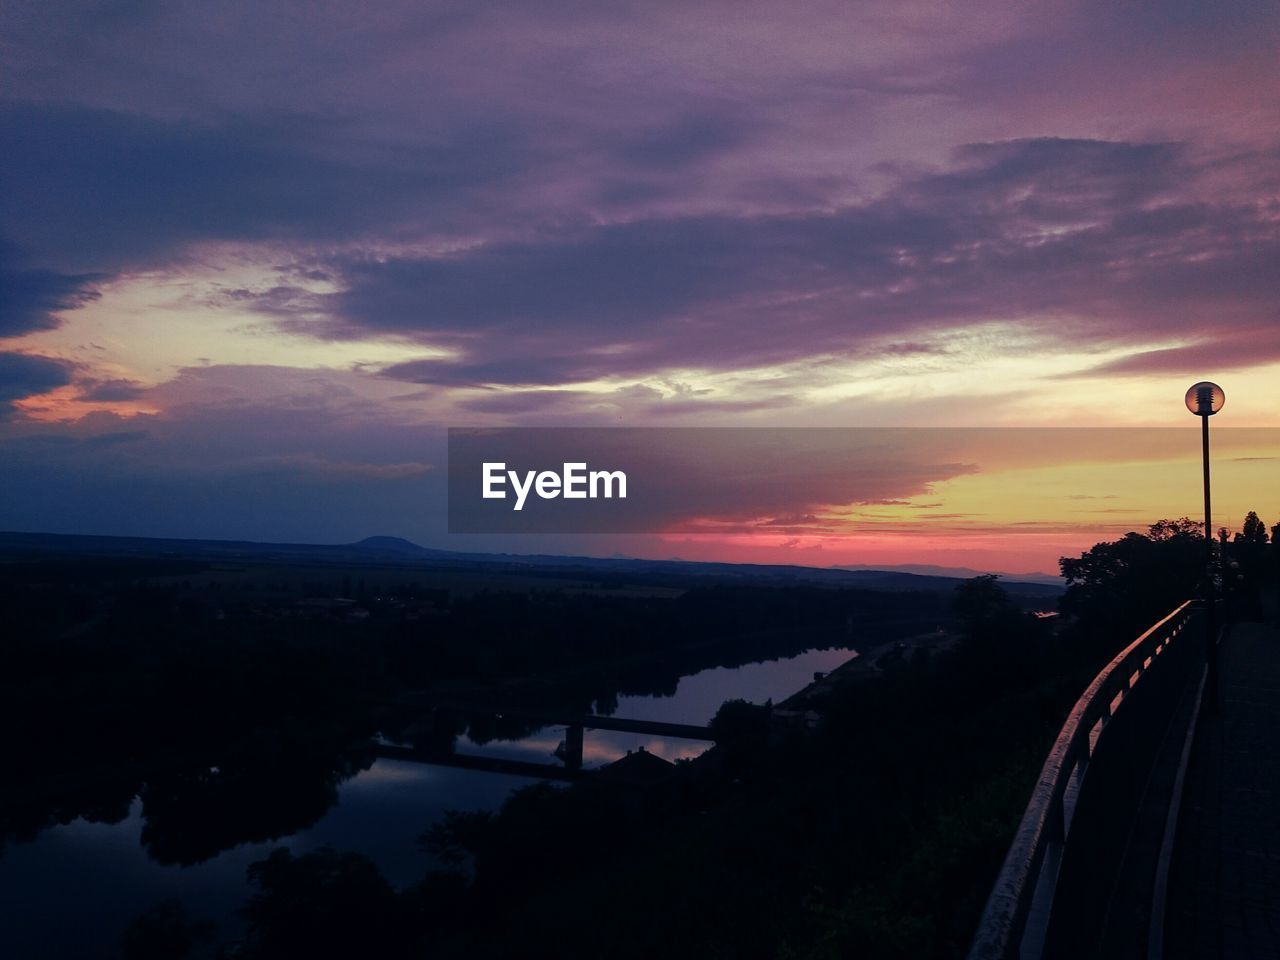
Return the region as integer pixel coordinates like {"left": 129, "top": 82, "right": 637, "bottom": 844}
{"left": 639, "top": 429, "right": 1280, "bottom": 574}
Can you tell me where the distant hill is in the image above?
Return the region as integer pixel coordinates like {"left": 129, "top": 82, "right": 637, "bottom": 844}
{"left": 834, "top": 563, "right": 1063, "bottom": 587}
{"left": 827, "top": 568, "right": 1061, "bottom": 597}
{"left": 349, "top": 535, "right": 438, "bottom": 556}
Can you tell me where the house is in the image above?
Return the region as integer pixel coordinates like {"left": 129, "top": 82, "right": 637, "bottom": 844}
{"left": 595, "top": 746, "right": 676, "bottom": 788}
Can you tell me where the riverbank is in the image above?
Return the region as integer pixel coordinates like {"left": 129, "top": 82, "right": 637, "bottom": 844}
{"left": 779, "top": 623, "right": 961, "bottom": 713}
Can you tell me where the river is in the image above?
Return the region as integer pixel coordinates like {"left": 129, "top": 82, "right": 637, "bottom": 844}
{"left": 0, "top": 644, "right": 856, "bottom": 958}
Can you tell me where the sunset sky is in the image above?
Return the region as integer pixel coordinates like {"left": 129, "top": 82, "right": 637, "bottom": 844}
{"left": 2, "top": 1, "right": 1278, "bottom": 573}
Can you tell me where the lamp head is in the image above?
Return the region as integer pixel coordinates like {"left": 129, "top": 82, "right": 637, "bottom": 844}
{"left": 1185, "top": 381, "right": 1225, "bottom": 416}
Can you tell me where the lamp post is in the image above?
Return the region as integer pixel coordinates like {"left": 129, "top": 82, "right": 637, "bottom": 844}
{"left": 1186, "top": 381, "right": 1224, "bottom": 710}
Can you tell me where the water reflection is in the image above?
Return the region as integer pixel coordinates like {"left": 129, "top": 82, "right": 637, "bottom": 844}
{"left": 456, "top": 726, "right": 710, "bottom": 766}
{"left": 605, "top": 646, "right": 855, "bottom": 724}
{"left": 0, "top": 762, "right": 533, "bottom": 958}
{"left": 450, "top": 646, "right": 855, "bottom": 767}
{"left": 0, "top": 643, "right": 856, "bottom": 958}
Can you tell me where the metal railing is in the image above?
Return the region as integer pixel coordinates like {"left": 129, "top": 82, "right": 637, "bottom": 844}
{"left": 966, "top": 600, "right": 1198, "bottom": 960}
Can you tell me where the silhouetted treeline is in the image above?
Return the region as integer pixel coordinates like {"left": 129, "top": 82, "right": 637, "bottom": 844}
{"left": 2, "top": 528, "right": 1224, "bottom": 960}
{"left": 383, "top": 584, "right": 946, "bottom": 689}
{"left": 216, "top": 522, "right": 1240, "bottom": 960}
{"left": 1057, "top": 517, "right": 1205, "bottom": 665}
{"left": 217, "top": 576, "right": 1062, "bottom": 960}
{"left": 1058, "top": 512, "right": 1280, "bottom": 660}
{"left": 0, "top": 567, "right": 948, "bottom": 866}
{"left": 1219, "top": 509, "right": 1280, "bottom": 620}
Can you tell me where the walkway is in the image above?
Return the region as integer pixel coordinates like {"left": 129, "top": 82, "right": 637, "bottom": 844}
{"left": 1167, "top": 620, "right": 1280, "bottom": 959}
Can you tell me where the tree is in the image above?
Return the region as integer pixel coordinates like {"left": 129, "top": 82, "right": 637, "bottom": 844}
{"left": 951, "top": 574, "right": 1014, "bottom": 628}
{"left": 1229, "top": 511, "right": 1271, "bottom": 619}
{"left": 1231, "top": 512, "right": 1270, "bottom": 571}
{"left": 1239, "top": 511, "right": 1269, "bottom": 547}
{"left": 1148, "top": 517, "right": 1203, "bottom": 541}
{"left": 119, "top": 901, "right": 211, "bottom": 960}
{"left": 418, "top": 809, "right": 493, "bottom": 868}
{"left": 708, "top": 698, "right": 773, "bottom": 772}
{"left": 240, "top": 848, "right": 414, "bottom": 959}
{"left": 950, "top": 575, "right": 1043, "bottom": 683}
{"left": 1059, "top": 518, "right": 1204, "bottom": 642}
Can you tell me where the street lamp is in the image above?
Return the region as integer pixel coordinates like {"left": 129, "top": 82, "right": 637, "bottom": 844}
{"left": 1186, "top": 381, "right": 1224, "bottom": 710}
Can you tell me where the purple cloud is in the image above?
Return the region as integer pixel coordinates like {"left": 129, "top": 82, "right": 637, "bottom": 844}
{"left": 240, "top": 137, "right": 1280, "bottom": 387}
{"left": 0, "top": 241, "right": 102, "bottom": 337}
{"left": 0, "top": 101, "right": 531, "bottom": 274}
{"left": 76, "top": 378, "right": 147, "bottom": 402}
{"left": 0, "top": 352, "right": 75, "bottom": 418}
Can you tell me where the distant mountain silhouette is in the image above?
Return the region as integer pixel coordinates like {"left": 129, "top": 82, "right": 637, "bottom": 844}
{"left": 349, "top": 535, "right": 433, "bottom": 555}
{"left": 834, "top": 563, "right": 1063, "bottom": 586}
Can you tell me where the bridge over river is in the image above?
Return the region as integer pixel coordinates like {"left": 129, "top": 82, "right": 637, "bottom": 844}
{"left": 373, "top": 741, "right": 589, "bottom": 782}
{"left": 391, "top": 693, "right": 716, "bottom": 771}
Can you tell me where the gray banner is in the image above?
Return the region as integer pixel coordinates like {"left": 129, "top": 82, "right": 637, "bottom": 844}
{"left": 448, "top": 426, "right": 1278, "bottom": 535}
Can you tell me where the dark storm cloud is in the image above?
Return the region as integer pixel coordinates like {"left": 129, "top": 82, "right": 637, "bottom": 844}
{"left": 0, "top": 242, "right": 103, "bottom": 336}
{"left": 0, "top": 100, "right": 530, "bottom": 271}
{"left": 0, "top": 352, "right": 75, "bottom": 417}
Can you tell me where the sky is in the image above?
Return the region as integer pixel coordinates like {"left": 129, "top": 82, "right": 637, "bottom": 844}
{"left": 2, "top": 1, "right": 1278, "bottom": 573}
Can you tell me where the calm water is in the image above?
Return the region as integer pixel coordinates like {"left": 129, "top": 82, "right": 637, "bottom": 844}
{"left": 0, "top": 645, "right": 854, "bottom": 957}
